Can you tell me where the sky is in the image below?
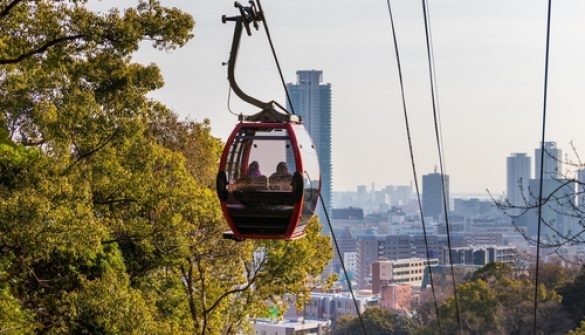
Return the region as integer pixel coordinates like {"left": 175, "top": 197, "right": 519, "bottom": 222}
{"left": 93, "top": 0, "right": 585, "bottom": 194}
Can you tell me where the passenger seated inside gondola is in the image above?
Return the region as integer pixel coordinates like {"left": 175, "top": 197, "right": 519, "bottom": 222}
{"left": 236, "top": 161, "right": 267, "bottom": 191}
{"left": 269, "top": 161, "right": 292, "bottom": 191}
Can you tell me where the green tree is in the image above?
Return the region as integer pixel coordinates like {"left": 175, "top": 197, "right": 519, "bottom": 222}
{"left": 568, "top": 320, "right": 585, "bottom": 335}
{"left": 422, "top": 262, "right": 572, "bottom": 335}
{"left": 330, "top": 307, "right": 414, "bottom": 335}
{"left": 0, "top": 1, "right": 333, "bottom": 334}
{"left": 559, "top": 266, "right": 585, "bottom": 326}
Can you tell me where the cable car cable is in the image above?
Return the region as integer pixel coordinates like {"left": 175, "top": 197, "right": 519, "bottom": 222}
{"left": 424, "top": 1, "right": 447, "bottom": 172}
{"left": 319, "top": 194, "right": 368, "bottom": 335}
{"left": 384, "top": 0, "right": 443, "bottom": 332}
{"left": 533, "top": 0, "right": 553, "bottom": 333}
{"left": 420, "top": 0, "right": 462, "bottom": 330}
{"left": 255, "top": 0, "right": 296, "bottom": 116}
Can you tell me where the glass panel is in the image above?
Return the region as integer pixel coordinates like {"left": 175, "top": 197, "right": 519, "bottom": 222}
{"left": 225, "top": 127, "right": 297, "bottom": 188}
{"left": 293, "top": 124, "right": 321, "bottom": 219}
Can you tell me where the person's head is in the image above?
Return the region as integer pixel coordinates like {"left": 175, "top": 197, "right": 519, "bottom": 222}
{"left": 248, "top": 161, "right": 260, "bottom": 176}
{"left": 276, "top": 161, "right": 288, "bottom": 174}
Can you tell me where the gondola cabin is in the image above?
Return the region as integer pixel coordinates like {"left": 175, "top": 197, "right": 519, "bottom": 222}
{"left": 216, "top": 117, "right": 321, "bottom": 240}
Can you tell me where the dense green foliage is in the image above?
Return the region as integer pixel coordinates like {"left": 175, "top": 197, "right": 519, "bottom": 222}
{"left": 334, "top": 262, "right": 583, "bottom": 335}
{"left": 331, "top": 307, "right": 414, "bottom": 335}
{"left": 0, "top": 1, "right": 332, "bottom": 334}
{"left": 416, "top": 262, "right": 573, "bottom": 335}
{"left": 559, "top": 267, "right": 585, "bottom": 326}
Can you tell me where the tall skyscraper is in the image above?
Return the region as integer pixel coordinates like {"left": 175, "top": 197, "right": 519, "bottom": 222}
{"left": 535, "top": 141, "right": 562, "bottom": 179}
{"left": 506, "top": 153, "right": 531, "bottom": 208}
{"left": 287, "top": 70, "right": 332, "bottom": 218}
{"left": 578, "top": 169, "right": 585, "bottom": 206}
{"left": 527, "top": 178, "right": 577, "bottom": 238}
{"left": 526, "top": 142, "right": 578, "bottom": 239}
{"left": 422, "top": 171, "right": 449, "bottom": 221}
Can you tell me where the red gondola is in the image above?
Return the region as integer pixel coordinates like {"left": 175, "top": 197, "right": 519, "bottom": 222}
{"left": 216, "top": 2, "right": 321, "bottom": 240}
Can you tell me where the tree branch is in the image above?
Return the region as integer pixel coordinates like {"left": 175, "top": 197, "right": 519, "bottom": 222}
{"left": 203, "top": 256, "right": 267, "bottom": 316}
{"left": 0, "top": 34, "right": 85, "bottom": 64}
{"left": 62, "top": 128, "right": 119, "bottom": 175}
{"left": 0, "top": 0, "right": 24, "bottom": 18}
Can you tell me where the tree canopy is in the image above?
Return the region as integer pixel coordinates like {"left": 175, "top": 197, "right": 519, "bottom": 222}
{"left": 331, "top": 307, "right": 414, "bottom": 335}
{"left": 0, "top": 1, "right": 332, "bottom": 334}
{"left": 416, "top": 262, "right": 573, "bottom": 335}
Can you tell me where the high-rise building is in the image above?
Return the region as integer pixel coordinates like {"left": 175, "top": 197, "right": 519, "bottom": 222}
{"left": 525, "top": 142, "right": 579, "bottom": 239}
{"left": 422, "top": 171, "right": 449, "bottom": 221}
{"left": 506, "top": 153, "right": 531, "bottom": 209}
{"left": 287, "top": 70, "right": 332, "bottom": 219}
{"left": 527, "top": 178, "right": 577, "bottom": 239}
{"left": 535, "top": 141, "right": 562, "bottom": 179}
{"left": 578, "top": 169, "right": 585, "bottom": 206}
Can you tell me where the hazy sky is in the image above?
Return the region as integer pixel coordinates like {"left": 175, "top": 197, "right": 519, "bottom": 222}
{"left": 96, "top": 0, "right": 585, "bottom": 194}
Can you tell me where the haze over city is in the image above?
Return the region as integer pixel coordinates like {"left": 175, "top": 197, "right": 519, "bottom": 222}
{"left": 94, "top": 0, "right": 585, "bottom": 194}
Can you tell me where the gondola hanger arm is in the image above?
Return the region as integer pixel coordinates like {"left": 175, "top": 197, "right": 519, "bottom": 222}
{"left": 222, "top": 1, "right": 272, "bottom": 111}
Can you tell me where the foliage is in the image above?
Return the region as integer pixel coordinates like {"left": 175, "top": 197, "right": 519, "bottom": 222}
{"left": 568, "top": 320, "right": 585, "bottom": 335}
{"left": 559, "top": 266, "right": 585, "bottom": 326}
{"left": 0, "top": 1, "right": 333, "bottom": 334}
{"left": 330, "top": 307, "right": 414, "bottom": 335}
{"left": 418, "top": 262, "right": 572, "bottom": 335}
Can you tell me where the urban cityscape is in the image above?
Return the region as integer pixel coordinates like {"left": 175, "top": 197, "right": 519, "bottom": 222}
{"left": 251, "top": 69, "right": 585, "bottom": 333}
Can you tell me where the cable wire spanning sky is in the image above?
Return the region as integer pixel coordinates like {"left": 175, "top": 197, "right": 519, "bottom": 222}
{"left": 94, "top": 0, "right": 585, "bottom": 194}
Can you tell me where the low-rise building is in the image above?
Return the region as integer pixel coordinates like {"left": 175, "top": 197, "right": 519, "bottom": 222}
{"left": 252, "top": 319, "right": 330, "bottom": 335}
{"left": 372, "top": 258, "right": 439, "bottom": 293}
{"left": 444, "top": 245, "right": 517, "bottom": 266}
{"left": 379, "top": 284, "right": 414, "bottom": 313}
{"left": 304, "top": 292, "right": 378, "bottom": 322}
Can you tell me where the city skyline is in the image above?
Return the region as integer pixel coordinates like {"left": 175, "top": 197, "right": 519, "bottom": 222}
{"left": 101, "top": 0, "right": 585, "bottom": 194}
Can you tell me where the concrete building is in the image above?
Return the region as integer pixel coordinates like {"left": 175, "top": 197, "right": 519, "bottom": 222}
{"left": 444, "top": 245, "right": 517, "bottom": 266}
{"left": 506, "top": 153, "right": 531, "bottom": 211}
{"left": 453, "top": 198, "right": 498, "bottom": 217}
{"left": 387, "top": 185, "right": 413, "bottom": 206}
{"left": 331, "top": 227, "right": 357, "bottom": 275}
{"left": 378, "top": 234, "right": 442, "bottom": 261}
{"left": 287, "top": 70, "right": 332, "bottom": 219}
{"left": 422, "top": 171, "right": 449, "bottom": 220}
{"left": 356, "top": 234, "right": 379, "bottom": 289}
{"left": 535, "top": 141, "right": 562, "bottom": 179}
{"left": 578, "top": 169, "right": 585, "bottom": 206}
{"left": 379, "top": 284, "right": 414, "bottom": 314}
{"left": 304, "top": 292, "right": 378, "bottom": 322}
{"left": 343, "top": 252, "right": 359, "bottom": 289}
{"left": 332, "top": 207, "right": 364, "bottom": 220}
{"left": 252, "top": 319, "right": 330, "bottom": 335}
{"left": 527, "top": 178, "right": 577, "bottom": 239}
{"left": 371, "top": 258, "right": 439, "bottom": 293}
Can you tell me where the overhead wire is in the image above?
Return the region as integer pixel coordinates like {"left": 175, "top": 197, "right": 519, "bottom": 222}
{"left": 424, "top": 1, "right": 447, "bottom": 171}
{"left": 533, "top": 0, "right": 554, "bottom": 333}
{"left": 255, "top": 0, "right": 296, "bottom": 116}
{"left": 319, "top": 194, "right": 368, "bottom": 335}
{"left": 384, "top": 0, "right": 443, "bottom": 332}
{"left": 420, "top": 0, "right": 462, "bottom": 330}
{"left": 253, "top": 1, "right": 366, "bottom": 332}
